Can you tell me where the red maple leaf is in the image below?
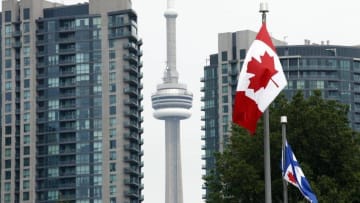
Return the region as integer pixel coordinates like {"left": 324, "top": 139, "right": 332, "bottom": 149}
{"left": 247, "top": 51, "right": 279, "bottom": 92}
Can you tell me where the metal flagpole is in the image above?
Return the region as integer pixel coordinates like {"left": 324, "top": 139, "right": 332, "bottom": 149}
{"left": 260, "top": 2, "right": 272, "bottom": 203}
{"left": 281, "top": 116, "right": 288, "bottom": 203}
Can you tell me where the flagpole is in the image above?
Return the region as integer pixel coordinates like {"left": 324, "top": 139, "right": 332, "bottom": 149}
{"left": 260, "top": 3, "right": 272, "bottom": 203}
{"left": 281, "top": 116, "right": 288, "bottom": 203}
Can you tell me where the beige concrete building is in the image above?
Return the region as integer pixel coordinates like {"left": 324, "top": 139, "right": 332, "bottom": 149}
{"left": 1, "top": 0, "right": 143, "bottom": 202}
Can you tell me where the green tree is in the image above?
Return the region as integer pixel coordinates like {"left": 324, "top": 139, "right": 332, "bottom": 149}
{"left": 204, "top": 91, "right": 360, "bottom": 203}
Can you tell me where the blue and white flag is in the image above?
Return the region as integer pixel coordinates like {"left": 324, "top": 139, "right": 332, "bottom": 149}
{"left": 282, "top": 140, "right": 318, "bottom": 203}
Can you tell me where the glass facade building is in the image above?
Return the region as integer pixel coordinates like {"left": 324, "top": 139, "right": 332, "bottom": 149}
{"left": 201, "top": 30, "right": 360, "bottom": 199}
{"left": 278, "top": 45, "right": 360, "bottom": 131}
{"left": 1, "top": 0, "right": 143, "bottom": 203}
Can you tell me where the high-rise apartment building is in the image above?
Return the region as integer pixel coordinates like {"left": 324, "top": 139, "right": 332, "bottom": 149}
{"left": 1, "top": 0, "right": 143, "bottom": 203}
{"left": 201, "top": 30, "right": 360, "bottom": 198}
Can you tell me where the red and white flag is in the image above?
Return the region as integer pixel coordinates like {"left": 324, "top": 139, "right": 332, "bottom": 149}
{"left": 232, "top": 23, "right": 287, "bottom": 134}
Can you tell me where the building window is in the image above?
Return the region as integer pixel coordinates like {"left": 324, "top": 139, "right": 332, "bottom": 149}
{"left": 109, "top": 61, "right": 116, "bottom": 70}
{"left": 110, "top": 174, "right": 116, "bottom": 184}
{"left": 23, "top": 22, "right": 30, "bottom": 33}
{"left": 24, "top": 79, "right": 30, "bottom": 88}
{"left": 109, "top": 95, "right": 116, "bottom": 104}
{"left": 5, "top": 38, "right": 11, "bottom": 48}
{"left": 5, "top": 82, "right": 12, "bottom": 90}
{"left": 5, "top": 104, "right": 12, "bottom": 112}
{"left": 23, "top": 46, "right": 30, "bottom": 57}
{"left": 110, "top": 185, "right": 116, "bottom": 196}
{"left": 5, "top": 48, "right": 11, "bottom": 57}
{"left": 5, "top": 137, "right": 11, "bottom": 146}
{"left": 48, "top": 191, "right": 59, "bottom": 200}
{"left": 222, "top": 85, "right": 228, "bottom": 93}
{"left": 5, "top": 148, "right": 11, "bottom": 157}
{"left": 5, "top": 92, "right": 12, "bottom": 101}
{"left": 23, "top": 192, "right": 30, "bottom": 201}
{"left": 110, "top": 151, "right": 116, "bottom": 160}
{"left": 23, "top": 180, "right": 30, "bottom": 190}
{"left": 109, "top": 84, "right": 116, "bottom": 92}
{"left": 109, "top": 50, "right": 116, "bottom": 59}
{"left": 5, "top": 70, "right": 12, "bottom": 79}
{"left": 222, "top": 76, "right": 228, "bottom": 83}
{"left": 23, "top": 169, "right": 30, "bottom": 178}
{"left": 24, "top": 90, "right": 30, "bottom": 100}
{"left": 48, "top": 168, "right": 59, "bottom": 177}
{"left": 5, "top": 25, "right": 12, "bottom": 36}
{"left": 222, "top": 105, "right": 228, "bottom": 113}
{"left": 48, "top": 78, "right": 59, "bottom": 87}
{"left": 5, "top": 127, "right": 12, "bottom": 135}
{"left": 24, "top": 135, "right": 30, "bottom": 144}
{"left": 109, "top": 72, "right": 116, "bottom": 82}
{"left": 222, "top": 96, "right": 228, "bottom": 103}
{"left": 5, "top": 115, "right": 12, "bottom": 124}
{"left": 25, "top": 57, "right": 31, "bottom": 66}
{"left": 4, "top": 193, "right": 11, "bottom": 203}
{"left": 24, "top": 124, "right": 30, "bottom": 133}
{"left": 110, "top": 140, "right": 116, "bottom": 149}
{"left": 5, "top": 160, "right": 11, "bottom": 168}
{"left": 24, "top": 146, "right": 30, "bottom": 155}
{"left": 24, "top": 158, "right": 30, "bottom": 166}
{"left": 5, "top": 11, "right": 11, "bottom": 22}
{"left": 110, "top": 163, "right": 116, "bottom": 172}
{"left": 48, "top": 145, "right": 59, "bottom": 155}
{"left": 4, "top": 182, "right": 11, "bottom": 192}
{"left": 240, "top": 49, "right": 246, "bottom": 59}
{"left": 109, "top": 106, "right": 116, "bottom": 115}
{"left": 5, "top": 59, "right": 12, "bottom": 68}
{"left": 24, "top": 101, "right": 30, "bottom": 110}
{"left": 221, "top": 51, "right": 228, "bottom": 61}
{"left": 23, "top": 8, "right": 30, "bottom": 20}
{"left": 221, "top": 64, "right": 228, "bottom": 74}
{"left": 109, "top": 129, "right": 116, "bottom": 138}
{"left": 23, "top": 35, "right": 30, "bottom": 44}
{"left": 92, "top": 17, "right": 101, "bottom": 28}
{"left": 5, "top": 171, "right": 11, "bottom": 180}
{"left": 109, "top": 118, "right": 116, "bottom": 127}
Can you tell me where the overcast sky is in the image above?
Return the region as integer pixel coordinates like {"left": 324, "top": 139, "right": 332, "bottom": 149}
{"left": 46, "top": 0, "right": 360, "bottom": 202}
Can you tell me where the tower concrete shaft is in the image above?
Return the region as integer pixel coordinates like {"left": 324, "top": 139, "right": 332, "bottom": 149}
{"left": 151, "top": 0, "right": 193, "bottom": 202}
{"left": 165, "top": 119, "right": 183, "bottom": 203}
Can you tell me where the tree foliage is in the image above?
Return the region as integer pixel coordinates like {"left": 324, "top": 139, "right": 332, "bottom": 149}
{"left": 204, "top": 91, "right": 360, "bottom": 203}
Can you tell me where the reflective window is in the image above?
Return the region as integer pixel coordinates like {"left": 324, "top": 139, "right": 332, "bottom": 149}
{"left": 48, "top": 191, "right": 59, "bottom": 200}
{"left": 23, "top": 22, "right": 30, "bottom": 33}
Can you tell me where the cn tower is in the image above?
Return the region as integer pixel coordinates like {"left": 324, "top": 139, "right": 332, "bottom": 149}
{"left": 151, "top": 0, "right": 193, "bottom": 202}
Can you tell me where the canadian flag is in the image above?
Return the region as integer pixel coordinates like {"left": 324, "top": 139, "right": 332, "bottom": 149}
{"left": 232, "top": 23, "right": 287, "bottom": 134}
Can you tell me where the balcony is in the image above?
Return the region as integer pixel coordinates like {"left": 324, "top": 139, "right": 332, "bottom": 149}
{"left": 124, "top": 179, "right": 140, "bottom": 187}
{"left": 124, "top": 156, "right": 140, "bottom": 164}
{"left": 124, "top": 144, "right": 140, "bottom": 153}
{"left": 124, "top": 74, "right": 139, "bottom": 85}
{"left": 124, "top": 87, "right": 139, "bottom": 96}
{"left": 123, "top": 54, "right": 138, "bottom": 64}
{"left": 123, "top": 42, "right": 138, "bottom": 52}
{"left": 58, "top": 37, "right": 75, "bottom": 43}
{"left": 124, "top": 191, "right": 140, "bottom": 199}
{"left": 124, "top": 99, "right": 139, "bottom": 108}
{"left": 124, "top": 168, "right": 141, "bottom": 176}
{"left": 124, "top": 109, "right": 138, "bottom": 118}
{"left": 124, "top": 65, "right": 138, "bottom": 74}
{"left": 12, "top": 41, "right": 22, "bottom": 48}
{"left": 124, "top": 133, "right": 139, "bottom": 141}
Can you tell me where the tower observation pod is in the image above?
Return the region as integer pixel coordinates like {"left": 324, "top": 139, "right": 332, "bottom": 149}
{"left": 151, "top": 0, "right": 193, "bottom": 202}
